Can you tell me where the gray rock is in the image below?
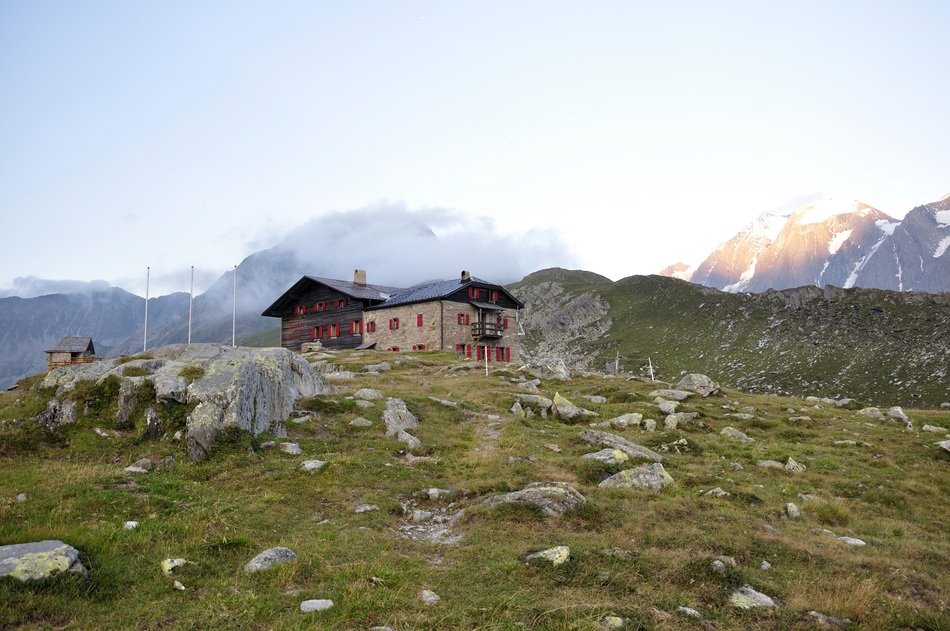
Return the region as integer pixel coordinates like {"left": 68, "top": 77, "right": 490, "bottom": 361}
{"left": 355, "top": 399, "right": 375, "bottom": 409}
{"left": 354, "top": 388, "right": 383, "bottom": 401}
{"left": 833, "top": 439, "right": 857, "bottom": 446}
{"left": 349, "top": 417, "right": 373, "bottom": 428}
{"left": 0, "top": 540, "right": 87, "bottom": 580}
{"left": 428, "top": 396, "right": 458, "bottom": 408}
{"left": 676, "top": 606, "right": 702, "bottom": 619}
{"left": 598, "top": 412, "right": 643, "bottom": 429}
{"left": 35, "top": 399, "right": 77, "bottom": 429}
{"left": 579, "top": 429, "right": 663, "bottom": 462}
{"left": 856, "top": 407, "right": 884, "bottom": 419}
{"left": 664, "top": 414, "right": 678, "bottom": 430}
{"left": 643, "top": 419, "right": 657, "bottom": 431}
{"left": 514, "top": 394, "right": 554, "bottom": 415}
{"left": 785, "top": 502, "right": 801, "bottom": 518}
{"left": 300, "top": 460, "right": 325, "bottom": 472}
{"left": 300, "top": 599, "right": 334, "bottom": 613}
{"left": 173, "top": 580, "right": 186, "bottom": 591}
{"left": 510, "top": 401, "right": 526, "bottom": 417}
{"left": 552, "top": 392, "right": 597, "bottom": 420}
{"left": 543, "top": 443, "right": 562, "bottom": 453}
{"left": 354, "top": 503, "right": 379, "bottom": 513}
{"left": 244, "top": 546, "right": 297, "bottom": 573}
{"left": 482, "top": 481, "right": 586, "bottom": 517}
{"left": 760, "top": 560, "right": 772, "bottom": 571}
{"left": 757, "top": 459, "right": 784, "bottom": 469}
{"left": 710, "top": 559, "right": 727, "bottom": 573}
{"left": 419, "top": 589, "right": 440, "bottom": 605}
{"left": 807, "top": 610, "right": 852, "bottom": 628}
{"left": 658, "top": 399, "right": 679, "bottom": 415}
{"left": 921, "top": 424, "right": 945, "bottom": 433}
{"left": 599, "top": 463, "right": 673, "bottom": 490}
{"left": 364, "top": 362, "right": 391, "bottom": 373}
{"left": 123, "top": 520, "right": 139, "bottom": 530}
{"left": 15, "top": 493, "right": 27, "bottom": 503}
{"left": 115, "top": 379, "right": 141, "bottom": 429}
{"left": 942, "top": 402, "right": 950, "bottom": 410}
{"left": 730, "top": 585, "right": 777, "bottom": 609}
{"left": 517, "top": 379, "right": 541, "bottom": 393}
{"left": 725, "top": 412, "right": 755, "bottom": 420}
{"left": 279, "top": 442, "right": 302, "bottom": 455}
{"left": 675, "top": 373, "right": 720, "bottom": 396}
{"left": 666, "top": 412, "right": 699, "bottom": 428}
{"left": 720, "top": 426, "right": 754, "bottom": 443}
{"left": 525, "top": 545, "right": 570, "bottom": 566}
{"left": 784, "top": 457, "right": 806, "bottom": 472}
{"left": 702, "top": 487, "right": 730, "bottom": 497}
{"left": 886, "top": 406, "right": 908, "bottom": 422}
{"left": 383, "top": 398, "right": 421, "bottom": 447}
{"left": 124, "top": 458, "right": 154, "bottom": 474}
{"left": 649, "top": 389, "right": 692, "bottom": 401}
{"left": 585, "top": 395, "right": 607, "bottom": 405}
{"left": 581, "top": 448, "right": 629, "bottom": 467}
{"left": 598, "top": 616, "right": 625, "bottom": 630}
{"left": 936, "top": 439, "right": 950, "bottom": 454}
{"left": 290, "top": 414, "right": 311, "bottom": 424}
{"left": 788, "top": 416, "right": 812, "bottom": 422}
{"left": 838, "top": 536, "right": 866, "bottom": 546}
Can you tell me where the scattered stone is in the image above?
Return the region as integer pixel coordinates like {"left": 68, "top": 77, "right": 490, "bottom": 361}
{"left": 525, "top": 545, "right": 570, "bottom": 566}
{"left": 760, "top": 560, "right": 772, "bottom": 571}
{"left": 260, "top": 441, "right": 276, "bottom": 449}
{"left": 648, "top": 607, "right": 673, "bottom": 622}
{"left": 730, "top": 585, "right": 777, "bottom": 609}
{"left": 807, "top": 610, "right": 852, "bottom": 628}
{"left": 763, "top": 523, "right": 779, "bottom": 534}
{"left": 300, "top": 599, "right": 334, "bottom": 613}
{"left": 599, "top": 463, "right": 673, "bottom": 491}
{"left": 510, "top": 401, "right": 526, "bottom": 417}
{"left": 664, "top": 415, "right": 678, "bottom": 430}
{"left": 833, "top": 439, "right": 857, "bottom": 446}
{"left": 581, "top": 448, "right": 629, "bottom": 467}
{"left": 418, "top": 488, "right": 453, "bottom": 501}
{"left": 123, "top": 521, "right": 139, "bottom": 530}
{"left": 676, "top": 606, "right": 702, "bottom": 619}
{"left": 383, "top": 398, "right": 421, "bottom": 448}
{"left": 838, "top": 536, "right": 866, "bottom": 546}
{"left": 720, "top": 426, "right": 754, "bottom": 443}
{"left": 757, "top": 459, "right": 784, "bottom": 469}
{"left": 788, "top": 416, "right": 812, "bottom": 422}
{"left": 730, "top": 462, "right": 744, "bottom": 470}
{"left": 349, "top": 417, "right": 373, "bottom": 428}
{"left": 365, "top": 362, "right": 391, "bottom": 373}
{"left": 354, "top": 388, "right": 383, "bottom": 401}
{"left": 650, "top": 389, "right": 692, "bottom": 401}
{"left": 514, "top": 394, "right": 554, "bottom": 416}
{"left": 428, "top": 396, "right": 458, "bottom": 408}
{"left": 798, "top": 493, "right": 824, "bottom": 504}
{"left": 552, "top": 392, "right": 597, "bottom": 420}
{"left": 355, "top": 400, "right": 375, "bottom": 409}
{"left": 289, "top": 414, "right": 311, "bottom": 425}
{"left": 675, "top": 373, "right": 720, "bottom": 396}
{"left": 942, "top": 402, "right": 950, "bottom": 410}
{"left": 0, "top": 540, "right": 87, "bottom": 581}
{"left": 937, "top": 439, "right": 950, "bottom": 455}
{"left": 35, "top": 398, "right": 78, "bottom": 429}
{"left": 702, "top": 487, "right": 730, "bottom": 498}
{"left": 784, "top": 457, "right": 806, "bottom": 472}
{"left": 279, "top": 442, "right": 302, "bottom": 455}
{"left": 419, "top": 589, "right": 440, "bottom": 605}
{"left": 711, "top": 559, "right": 726, "bottom": 573}
{"left": 482, "top": 481, "right": 586, "bottom": 517}
{"left": 726, "top": 413, "right": 755, "bottom": 420}
{"left": 161, "top": 558, "right": 189, "bottom": 575}
{"left": 658, "top": 399, "right": 679, "bottom": 414}
{"left": 93, "top": 427, "right": 114, "bottom": 438}
{"left": 785, "top": 503, "right": 801, "bottom": 519}
{"left": 124, "top": 458, "right": 155, "bottom": 474}
{"left": 300, "top": 460, "right": 325, "bottom": 472}
{"left": 173, "top": 580, "right": 186, "bottom": 591}
{"left": 886, "top": 406, "right": 908, "bottom": 421}
{"left": 856, "top": 407, "right": 884, "bottom": 419}
{"left": 244, "top": 547, "right": 297, "bottom": 573}
{"left": 593, "top": 412, "right": 643, "bottom": 429}
{"left": 716, "top": 555, "right": 737, "bottom": 567}
{"left": 643, "top": 419, "right": 657, "bottom": 431}
{"left": 585, "top": 395, "right": 607, "bottom": 404}
{"left": 598, "top": 615, "right": 625, "bottom": 630}
{"left": 921, "top": 424, "right": 945, "bottom": 433}
{"left": 15, "top": 493, "right": 27, "bottom": 503}
{"left": 579, "top": 429, "right": 663, "bottom": 462}
{"left": 517, "top": 379, "right": 541, "bottom": 393}
{"left": 355, "top": 504, "right": 379, "bottom": 513}
{"left": 543, "top": 443, "right": 562, "bottom": 453}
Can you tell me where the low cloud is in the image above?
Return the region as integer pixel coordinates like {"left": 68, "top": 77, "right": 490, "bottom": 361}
{"left": 0, "top": 277, "right": 114, "bottom": 299}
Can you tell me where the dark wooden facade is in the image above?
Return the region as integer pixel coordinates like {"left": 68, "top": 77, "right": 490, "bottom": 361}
{"left": 280, "top": 286, "right": 367, "bottom": 351}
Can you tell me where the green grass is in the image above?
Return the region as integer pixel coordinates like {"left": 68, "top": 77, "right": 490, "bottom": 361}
{"left": 1, "top": 349, "right": 948, "bottom": 630}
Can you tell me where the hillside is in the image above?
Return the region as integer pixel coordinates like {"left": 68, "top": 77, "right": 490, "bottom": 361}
{"left": 510, "top": 269, "right": 950, "bottom": 408}
{"left": 1, "top": 348, "right": 948, "bottom": 629}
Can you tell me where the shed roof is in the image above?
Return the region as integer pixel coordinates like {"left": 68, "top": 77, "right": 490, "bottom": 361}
{"left": 45, "top": 336, "right": 95, "bottom": 354}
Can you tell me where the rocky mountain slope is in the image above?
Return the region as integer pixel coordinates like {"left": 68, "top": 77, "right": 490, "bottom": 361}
{"left": 684, "top": 195, "right": 950, "bottom": 293}
{"left": 510, "top": 269, "right": 950, "bottom": 408}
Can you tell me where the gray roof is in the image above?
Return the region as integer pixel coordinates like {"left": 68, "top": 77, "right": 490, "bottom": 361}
{"left": 45, "top": 336, "right": 95, "bottom": 353}
{"left": 304, "top": 276, "right": 401, "bottom": 301}
{"left": 375, "top": 277, "right": 489, "bottom": 308}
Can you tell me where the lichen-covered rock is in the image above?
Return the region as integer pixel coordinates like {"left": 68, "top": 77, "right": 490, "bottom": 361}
{"left": 552, "top": 392, "right": 597, "bottom": 420}
{"left": 514, "top": 394, "right": 554, "bottom": 416}
{"left": 935, "top": 439, "right": 950, "bottom": 454}
{"left": 354, "top": 388, "right": 383, "bottom": 400}
{"left": 856, "top": 407, "right": 884, "bottom": 419}
{"left": 383, "top": 398, "right": 421, "bottom": 447}
{"left": 807, "top": 610, "right": 852, "bottom": 628}
{"left": 757, "top": 459, "right": 784, "bottom": 469}
{"left": 525, "top": 545, "right": 570, "bottom": 566}
{"left": 42, "top": 344, "right": 324, "bottom": 463}
{"left": 581, "top": 449, "right": 629, "bottom": 467}
{"left": 730, "top": 585, "right": 777, "bottom": 609}
{"left": 482, "top": 481, "right": 586, "bottom": 517}
{"left": 349, "top": 417, "right": 373, "bottom": 427}
{"left": 579, "top": 429, "right": 663, "bottom": 462}
{"left": 785, "top": 502, "right": 801, "bottom": 518}
{"left": 657, "top": 399, "right": 679, "bottom": 414}
{"left": 300, "top": 599, "right": 334, "bottom": 613}
{"left": 592, "top": 412, "right": 642, "bottom": 429}
{"left": 0, "top": 540, "right": 87, "bottom": 581}
{"left": 244, "top": 546, "right": 297, "bottom": 573}
{"left": 599, "top": 463, "right": 673, "bottom": 490}
{"left": 720, "top": 426, "right": 754, "bottom": 443}
{"left": 279, "top": 442, "right": 302, "bottom": 455}
{"left": 35, "top": 399, "right": 76, "bottom": 429}
{"left": 838, "top": 536, "right": 866, "bottom": 546}
{"left": 649, "top": 389, "right": 692, "bottom": 401}
{"left": 784, "top": 457, "right": 806, "bottom": 472}
{"left": 675, "top": 373, "right": 720, "bottom": 396}
{"left": 300, "top": 460, "right": 325, "bottom": 472}
{"left": 886, "top": 406, "right": 909, "bottom": 422}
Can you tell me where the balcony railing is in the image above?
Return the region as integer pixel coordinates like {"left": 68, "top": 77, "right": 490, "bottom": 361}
{"left": 471, "top": 322, "right": 504, "bottom": 339}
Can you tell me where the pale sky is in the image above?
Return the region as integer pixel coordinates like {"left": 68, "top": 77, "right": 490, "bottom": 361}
{"left": 2, "top": 1, "right": 948, "bottom": 297}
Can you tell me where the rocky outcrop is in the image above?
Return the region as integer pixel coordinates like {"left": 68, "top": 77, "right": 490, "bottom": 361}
{"left": 579, "top": 430, "right": 663, "bottom": 462}
{"left": 244, "top": 547, "right": 297, "bottom": 573}
{"left": 42, "top": 344, "right": 324, "bottom": 462}
{"left": 35, "top": 399, "right": 76, "bottom": 429}
{"left": 0, "top": 540, "right": 87, "bottom": 581}
{"left": 382, "top": 398, "right": 421, "bottom": 448}
{"left": 675, "top": 373, "right": 720, "bottom": 396}
{"left": 482, "top": 482, "right": 586, "bottom": 517}
{"left": 598, "top": 463, "right": 673, "bottom": 490}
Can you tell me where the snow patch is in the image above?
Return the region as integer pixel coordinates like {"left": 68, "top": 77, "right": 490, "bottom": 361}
{"left": 935, "top": 209, "right": 950, "bottom": 226}
{"left": 828, "top": 229, "right": 853, "bottom": 255}
{"left": 723, "top": 258, "right": 759, "bottom": 293}
{"left": 844, "top": 234, "right": 889, "bottom": 288}
{"left": 750, "top": 213, "right": 789, "bottom": 241}
{"left": 795, "top": 199, "right": 870, "bottom": 225}
{"left": 935, "top": 236, "right": 950, "bottom": 258}
{"left": 875, "top": 220, "right": 899, "bottom": 235}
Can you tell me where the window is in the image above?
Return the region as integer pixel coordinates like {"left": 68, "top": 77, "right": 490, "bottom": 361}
{"left": 496, "top": 347, "right": 504, "bottom": 362}
{"left": 418, "top": 344, "right": 426, "bottom": 351}
{"left": 341, "top": 297, "right": 347, "bottom": 308}
{"left": 503, "top": 317, "right": 509, "bottom": 330}
{"left": 389, "top": 318, "right": 400, "bottom": 330}
{"left": 366, "top": 320, "right": 376, "bottom": 333}
{"left": 455, "top": 343, "right": 464, "bottom": 353}
{"left": 391, "top": 346, "right": 399, "bottom": 352}
{"left": 467, "top": 287, "right": 482, "bottom": 299}
{"left": 294, "top": 305, "right": 306, "bottom": 316}
{"left": 332, "top": 299, "right": 339, "bottom": 309}
{"left": 465, "top": 344, "right": 472, "bottom": 358}
{"left": 457, "top": 313, "right": 464, "bottom": 325}
{"left": 417, "top": 313, "right": 423, "bottom": 327}
{"left": 311, "top": 327, "right": 317, "bottom": 340}
{"left": 490, "top": 290, "right": 499, "bottom": 303}
{"left": 505, "top": 347, "right": 511, "bottom": 362}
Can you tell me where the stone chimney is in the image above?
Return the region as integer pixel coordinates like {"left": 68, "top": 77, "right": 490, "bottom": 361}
{"left": 354, "top": 269, "right": 367, "bottom": 286}
{"left": 460, "top": 270, "right": 471, "bottom": 283}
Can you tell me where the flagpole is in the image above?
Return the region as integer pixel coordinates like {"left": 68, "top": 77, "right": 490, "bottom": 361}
{"left": 188, "top": 265, "right": 194, "bottom": 344}
{"left": 231, "top": 265, "right": 237, "bottom": 348}
{"left": 143, "top": 266, "right": 150, "bottom": 353}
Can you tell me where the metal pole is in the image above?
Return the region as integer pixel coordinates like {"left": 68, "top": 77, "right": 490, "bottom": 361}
{"left": 188, "top": 265, "right": 194, "bottom": 344}
{"left": 231, "top": 265, "right": 237, "bottom": 348}
{"left": 648, "top": 356, "right": 655, "bottom": 381}
{"left": 143, "top": 266, "right": 150, "bottom": 352}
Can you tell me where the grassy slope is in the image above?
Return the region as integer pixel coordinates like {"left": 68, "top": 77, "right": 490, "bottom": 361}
{"left": 1, "top": 351, "right": 948, "bottom": 630}
{"left": 510, "top": 270, "right": 950, "bottom": 408}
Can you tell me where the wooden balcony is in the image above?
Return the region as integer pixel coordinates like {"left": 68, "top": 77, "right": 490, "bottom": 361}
{"left": 471, "top": 321, "right": 504, "bottom": 339}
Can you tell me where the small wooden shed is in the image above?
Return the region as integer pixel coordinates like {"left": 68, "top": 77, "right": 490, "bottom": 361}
{"left": 44, "top": 336, "right": 96, "bottom": 371}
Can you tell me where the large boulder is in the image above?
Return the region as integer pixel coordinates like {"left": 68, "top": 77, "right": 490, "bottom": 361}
{"left": 43, "top": 344, "right": 325, "bottom": 462}
{"left": 35, "top": 399, "right": 76, "bottom": 429}
{"left": 579, "top": 429, "right": 663, "bottom": 462}
{"left": 382, "top": 398, "right": 421, "bottom": 448}
{"left": 598, "top": 463, "right": 673, "bottom": 490}
{"left": 675, "top": 373, "right": 720, "bottom": 397}
{"left": 0, "top": 540, "right": 87, "bottom": 581}
{"left": 552, "top": 392, "right": 597, "bottom": 421}
{"left": 482, "top": 481, "right": 586, "bottom": 517}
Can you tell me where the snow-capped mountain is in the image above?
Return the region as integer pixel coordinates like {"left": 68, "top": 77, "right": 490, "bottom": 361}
{"left": 680, "top": 194, "right": 950, "bottom": 293}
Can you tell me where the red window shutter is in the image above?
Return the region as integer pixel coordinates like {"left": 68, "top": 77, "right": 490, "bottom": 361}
{"left": 412, "top": 345, "right": 417, "bottom": 351}
{"left": 466, "top": 344, "right": 472, "bottom": 358}
{"left": 417, "top": 314, "right": 423, "bottom": 327}
{"left": 503, "top": 317, "right": 509, "bottom": 329}
{"left": 395, "top": 318, "right": 399, "bottom": 329}
{"left": 505, "top": 347, "right": 511, "bottom": 362}
{"left": 455, "top": 343, "right": 462, "bottom": 352}
{"left": 311, "top": 327, "right": 316, "bottom": 340}
{"left": 336, "top": 324, "right": 341, "bottom": 337}
{"left": 419, "top": 344, "right": 425, "bottom": 350}
{"left": 465, "top": 313, "right": 470, "bottom": 325}
{"left": 342, "top": 298, "right": 347, "bottom": 308}
{"left": 392, "top": 346, "right": 399, "bottom": 352}
{"left": 496, "top": 347, "right": 503, "bottom": 361}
